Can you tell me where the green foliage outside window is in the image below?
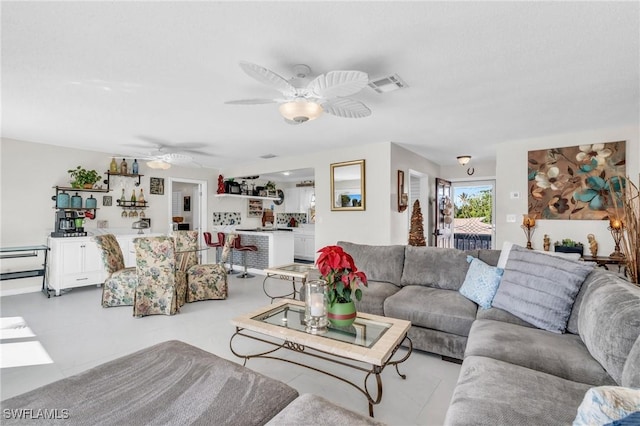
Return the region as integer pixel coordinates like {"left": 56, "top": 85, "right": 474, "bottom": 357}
{"left": 455, "top": 190, "right": 493, "bottom": 223}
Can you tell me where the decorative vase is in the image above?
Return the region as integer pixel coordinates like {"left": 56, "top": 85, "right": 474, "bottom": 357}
{"left": 327, "top": 300, "right": 356, "bottom": 327}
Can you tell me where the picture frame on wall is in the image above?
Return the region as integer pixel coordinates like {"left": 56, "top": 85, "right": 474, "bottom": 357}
{"left": 183, "top": 196, "right": 191, "bottom": 212}
{"left": 102, "top": 195, "right": 112, "bottom": 206}
{"left": 149, "top": 177, "right": 164, "bottom": 195}
{"left": 141, "top": 218, "right": 151, "bottom": 228}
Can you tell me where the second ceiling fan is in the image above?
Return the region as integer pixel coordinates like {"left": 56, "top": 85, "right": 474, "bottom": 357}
{"left": 225, "top": 61, "right": 372, "bottom": 124}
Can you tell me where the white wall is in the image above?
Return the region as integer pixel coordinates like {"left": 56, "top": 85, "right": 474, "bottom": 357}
{"left": 495, "top": 125, "right": 640, "bottom": 254}
{"left": 0, "top": 137, "right": 220, "bottom": 294}
{"left": 222, "top": 142, "right": 393, "bottom": 251}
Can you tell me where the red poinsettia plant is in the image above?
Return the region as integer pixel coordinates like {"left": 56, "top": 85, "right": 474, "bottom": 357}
{"left": 316, "top": 245, "right": 368, "bottom": 306}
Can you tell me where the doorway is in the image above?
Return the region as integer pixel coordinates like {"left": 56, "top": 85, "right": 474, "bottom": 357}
{"left": 168, "top": 177, "right": 208, "bottom": 262}
{"left": 451, "top": 180, "right": 495, "bottom": 249}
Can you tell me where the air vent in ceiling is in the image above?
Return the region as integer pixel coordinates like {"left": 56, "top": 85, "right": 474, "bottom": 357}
{"left": 260, "top": 154, "right": 277, "bottom": 159}
{"left": 368, "top": 74, "right": 407, "bottom": 93}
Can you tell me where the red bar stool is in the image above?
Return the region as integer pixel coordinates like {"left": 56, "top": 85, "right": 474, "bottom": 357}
{"left": 233, "top": 235, "right": 258, "bottom": 279}
{"left": 203, "top": 232, "right": 224, "bottom": 263}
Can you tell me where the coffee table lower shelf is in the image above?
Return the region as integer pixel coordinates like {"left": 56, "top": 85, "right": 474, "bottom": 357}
{"left": 229, "top": 327, "right": 412, "bottom": 417}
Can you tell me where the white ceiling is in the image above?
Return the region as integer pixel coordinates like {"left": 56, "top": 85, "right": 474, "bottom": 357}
{"left": 2, "top": 1, "right": 638, "bottom": 169}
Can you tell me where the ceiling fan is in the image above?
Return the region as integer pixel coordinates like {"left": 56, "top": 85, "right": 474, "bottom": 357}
{"left": 226, "top": 61, "right": 372, "bottom": 124}
{"left": 126, "top": 137, "right": 209, "bottom": 169}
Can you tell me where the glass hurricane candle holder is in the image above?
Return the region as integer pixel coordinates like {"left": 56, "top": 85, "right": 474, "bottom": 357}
{"left": 304, "top": 279, "right": 328, "bottom": 335}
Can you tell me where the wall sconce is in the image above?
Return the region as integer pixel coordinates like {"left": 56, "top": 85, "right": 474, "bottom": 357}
{"left": 457, "top": 156, "right": 474, "bottom": 176}
{"left": 521, "top": 214, "right": 537, "bottom": 249}
{"left": 397, "top": 170, "right": 408, "bottom": 212}
{"left": 608, "top": 217, "right": 625, "bottom": 258}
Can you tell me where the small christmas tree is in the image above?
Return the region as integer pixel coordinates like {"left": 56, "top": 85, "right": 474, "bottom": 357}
{"left": 409, "top": 199, "right": 426, "bottom": 246}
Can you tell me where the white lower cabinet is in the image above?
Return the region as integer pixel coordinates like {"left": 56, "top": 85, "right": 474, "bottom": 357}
{"left": 293, "top": 233, "right": 315, "bottom": 261}
{"left": 47, "top": 237, "right": 106, "bottom": 296}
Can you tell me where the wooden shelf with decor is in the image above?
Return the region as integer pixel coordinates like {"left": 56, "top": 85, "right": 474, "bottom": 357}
{"left": 104, "top": 171, "right": 144, "bottom": 190}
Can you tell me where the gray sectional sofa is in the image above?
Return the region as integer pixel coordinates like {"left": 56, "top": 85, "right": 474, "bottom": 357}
{"left": 338, "top": 241, "right": 640, "bottom": 425}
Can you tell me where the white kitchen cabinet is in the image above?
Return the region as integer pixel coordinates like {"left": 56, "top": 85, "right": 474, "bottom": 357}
{"left": 284, "top": 187, "right": 315, "bottom": 215}
{"left": 47, "top": 237, "right": 106, "bottom": 296}
{"left": 293, "top": 232, "right": 315, "bottom": 261}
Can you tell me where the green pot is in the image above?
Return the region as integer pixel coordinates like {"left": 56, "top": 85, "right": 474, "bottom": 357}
{"left": 327, "top": 301, "right": 356, "bottom": 327}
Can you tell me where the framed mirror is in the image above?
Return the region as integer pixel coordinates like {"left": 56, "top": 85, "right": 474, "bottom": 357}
{"left": 330, "top": 159, "right": 365, "bottom": 211}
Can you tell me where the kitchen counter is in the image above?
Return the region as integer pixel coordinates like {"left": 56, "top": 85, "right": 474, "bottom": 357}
{"left": 222, "top": 230, "right": 294, "bottom": 271}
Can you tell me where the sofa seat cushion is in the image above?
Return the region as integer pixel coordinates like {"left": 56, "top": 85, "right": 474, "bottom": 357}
{"left": 355, "top": 280, "right": 400, "bottom": 316}
{"left": 401, "top": 246, "right": 470, "bottom": 290}
{"left": 444, "top": 356, "right": 592, "bottom": 426}
{"left": 465, "top": 320, "right": 615, "bottom": 386}
{"left": 384, "top": 286, "right": 477, "bottom": 336}
{"left": 266, "top": 394, "right": 386, "bottom": 426}
{"left": 474, "top": 307, "right": 535, "bottom": 328}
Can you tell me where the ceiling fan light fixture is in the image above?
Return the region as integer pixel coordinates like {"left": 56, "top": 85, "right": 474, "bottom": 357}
{"left": 278, "top": 100, "right": 323, "bottom": 123}
{"left": 146, "top": 159, "right": 171, "bottom": 170}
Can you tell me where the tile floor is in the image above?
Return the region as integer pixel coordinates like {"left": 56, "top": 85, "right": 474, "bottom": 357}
{"left": 0, "top": 274, "right": 461, "bottom": 425}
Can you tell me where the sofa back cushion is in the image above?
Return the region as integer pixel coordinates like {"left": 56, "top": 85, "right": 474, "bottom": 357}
{"left": 337, "top": 241, "right": 405, "bottom": 286}
{"left": 566, "top": 269, "right": 611, "bottom": 335}
{"left": 477, "top": 249, "right": 501, "bottom": 267}
{"left": 578, "top": 277, "right": 640, "bottom": 385}
{"left": 400, "top": 246, "right": 469, "bottom": 290}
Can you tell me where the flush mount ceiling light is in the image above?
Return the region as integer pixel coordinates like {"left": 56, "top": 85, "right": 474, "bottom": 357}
{"left": 278, "top": 99, "right": 323, "bottom": 123}
{"left": 457, "top": 155, "right": 472, "bottom": 166}
{"left": 146, "top": 160, "right": 171, "bottom": 170}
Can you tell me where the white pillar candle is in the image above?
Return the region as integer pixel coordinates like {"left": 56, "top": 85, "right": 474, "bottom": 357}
{"left": 309, "top": 293, "right": 324, "bottom": 317}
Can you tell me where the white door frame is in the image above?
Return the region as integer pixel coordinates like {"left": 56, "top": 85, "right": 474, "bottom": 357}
{"left": 168, "top": 177, "right": 209, "bottom": 263}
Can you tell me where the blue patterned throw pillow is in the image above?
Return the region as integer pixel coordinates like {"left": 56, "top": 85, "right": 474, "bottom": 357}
{"left": 459, "top": 256, "right": 504, "bottom": 309}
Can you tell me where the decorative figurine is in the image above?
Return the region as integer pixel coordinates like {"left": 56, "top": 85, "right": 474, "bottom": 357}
{"left": 217, "top": 174, "right": 225, "bottom": 194}
{"left": 543, "top": 234, "right": 551, "bottom": 251}
{"left": 588, "top": 233, "right": 598, "bottom": 257}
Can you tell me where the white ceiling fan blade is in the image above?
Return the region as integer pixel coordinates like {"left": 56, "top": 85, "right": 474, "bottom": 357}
{"left": 225, "top": 98, "right": 278, "bottom": 105}
{"left": 238, "top": 61, "right": 296, "bottom": 96}
{"left": 321, "top": 97, "right": 371, "bottom": 118}
{"left": 307, "top": 71, "right": 369, "bottom": 98}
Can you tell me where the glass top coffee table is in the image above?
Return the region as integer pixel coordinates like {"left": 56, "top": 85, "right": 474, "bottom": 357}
{"left": 262, "top": 263, "right": 319, "bottom": 302}
{"left": 230, "top": 300, "right": 412, "bottom": 417}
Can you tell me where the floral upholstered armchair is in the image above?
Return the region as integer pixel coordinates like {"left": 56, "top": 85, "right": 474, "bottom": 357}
{"left": 185, "top": 233, "right": 235, "bottom": 302}
{"left": 133, "top": 236, "right": 179, "bottom": 317}
{"left": 173, "top": 230, "right": 199, "bottom": 307}
{"left": 93, "top": 234, "right": 138, "bottom": 307}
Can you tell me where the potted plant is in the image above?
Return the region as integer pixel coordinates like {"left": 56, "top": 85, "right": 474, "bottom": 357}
{"left": 68, "top": 166, "right": 102, "bottom": 189}
{"left": 554, "top": 238, "right": 584, "bottom": 255}
{"left": 316, "top": 245, "right": 368, "bottom": 327}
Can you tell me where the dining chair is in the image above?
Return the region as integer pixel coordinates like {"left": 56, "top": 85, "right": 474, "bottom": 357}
{"left": 133, "top": 236, "right": 179, "bottom": 317}
{"left": 186, "top": 233, "right": 236, "bottom": 302}
{"left": 93, "top": 234, "right": 138, "bottom": 307}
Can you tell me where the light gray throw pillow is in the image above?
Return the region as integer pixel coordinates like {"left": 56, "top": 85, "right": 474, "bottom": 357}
{"left": 491, "top": 244, "right": 594, "bottom": 333}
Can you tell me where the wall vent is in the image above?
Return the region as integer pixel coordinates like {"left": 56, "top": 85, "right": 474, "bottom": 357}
{"left": 368, "top": 74, "right": 407, "bottom": 93}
